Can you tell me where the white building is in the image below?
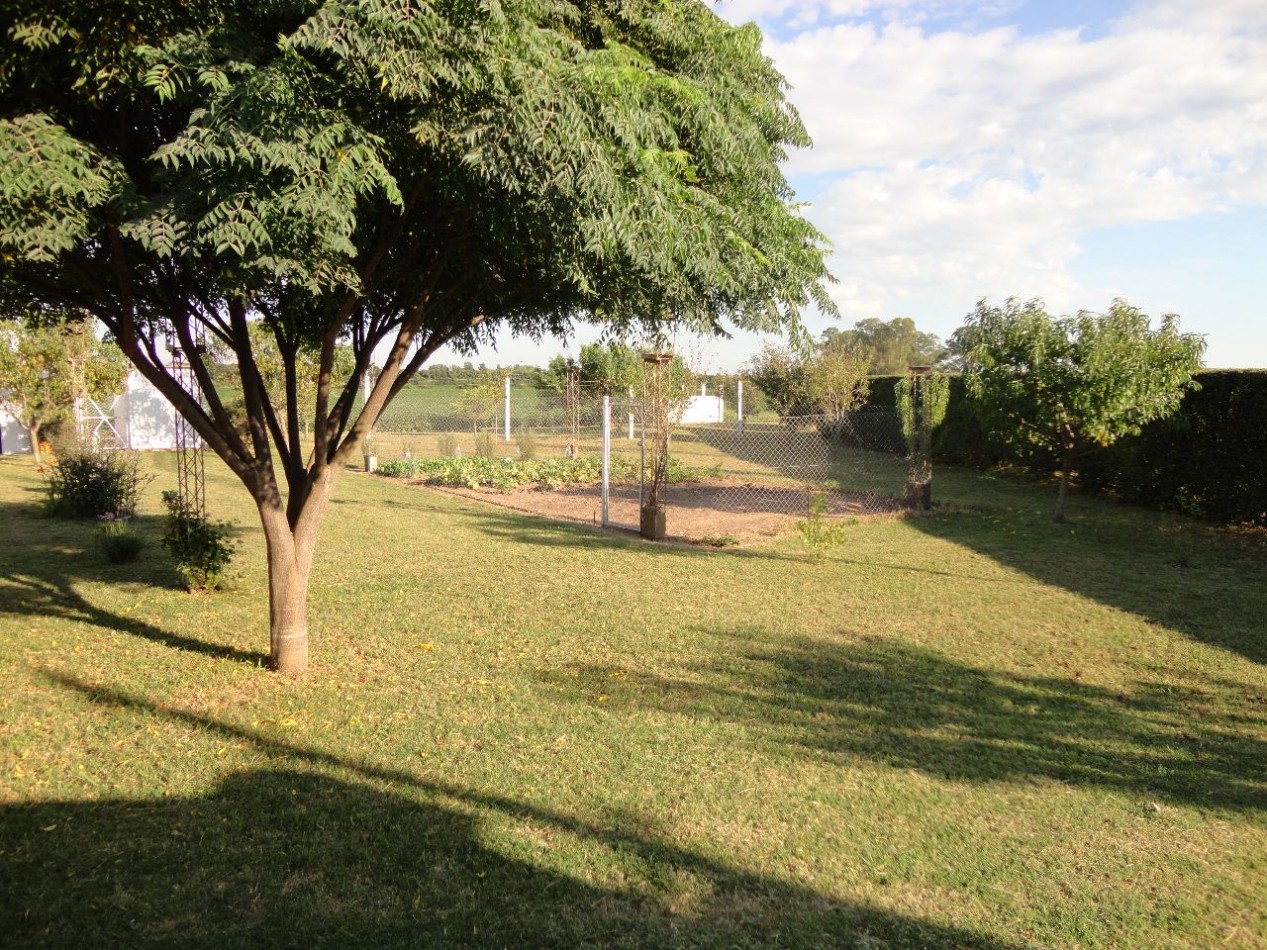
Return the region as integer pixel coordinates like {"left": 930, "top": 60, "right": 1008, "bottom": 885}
{"left": 0, "top": 369, "right": 177, "bottom": 455}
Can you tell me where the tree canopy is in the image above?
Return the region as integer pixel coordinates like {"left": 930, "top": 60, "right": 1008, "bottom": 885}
{"left": 0, "top": 1, "right": 834, "bottom": 672}
{"left": 954, "top": 297, "right": 1206, "bottom": 522}
{"left": 821, "top": 318, "right": 945, "bottom": 375}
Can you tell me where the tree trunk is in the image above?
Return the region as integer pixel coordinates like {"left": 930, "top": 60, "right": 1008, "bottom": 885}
{"left": 258, "top": 504, "right": 318, "bottom": 675}
{"left": 1054, "top": 450, "right": 1071, "bottom": 523}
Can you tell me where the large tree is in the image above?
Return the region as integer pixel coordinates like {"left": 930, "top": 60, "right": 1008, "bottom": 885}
{"left": 821, "top": 317, "right": 945, "bottom": 374}
{"left": 954, "top": 297, "right": 1205, "bottom": 522}
{"left": 0, "top": 1, "right": 833, "bottom": 673}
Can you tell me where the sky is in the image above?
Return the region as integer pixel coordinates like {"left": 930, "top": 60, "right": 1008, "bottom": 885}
{"left": 432, "top": 0, "right": 1267, "bottom": 372}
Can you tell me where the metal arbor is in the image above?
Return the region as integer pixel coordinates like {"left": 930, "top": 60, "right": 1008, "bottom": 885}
{"left": 170, "top": 331, "right": 207, "bottom": 518}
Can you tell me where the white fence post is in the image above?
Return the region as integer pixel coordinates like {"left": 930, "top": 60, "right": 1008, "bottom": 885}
{"left": 503, "top": 376, "right": 512, "bottom": 442}
{"left": 736, "top": 379, "right": 745, "bottom": 435}
{"left": 627, "top": 385, "right": 635, "bottom": 440}
{"left": 601, "top": 395, "right": 611, "bottom": 527}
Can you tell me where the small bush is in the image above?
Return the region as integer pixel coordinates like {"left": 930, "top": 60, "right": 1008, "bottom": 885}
{"left": 97, "top": 512, "right": 145, "bottom": 564}
{"left": 45, "top": 448, "right": 151, "bottom": 519}
{"left": 473, "top": 430, "right": 495, "bottom": 458}
{"left": 796, "top": 493, "right": 849, "bottom": 562}
{"left": 436, "top": 433, "right": 457, "bottom": 456}
{"left": 160, "top": 491, "right": 236, "bottom": 591}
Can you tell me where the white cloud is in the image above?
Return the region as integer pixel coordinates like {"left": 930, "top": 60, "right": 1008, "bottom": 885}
{"left": 736, "top": 1, "right": 1267, "bottom": 329}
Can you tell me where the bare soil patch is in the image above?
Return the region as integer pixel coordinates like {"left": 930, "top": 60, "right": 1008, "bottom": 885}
{"left": 412, "top": 478, "right": 907, "bottom": 545}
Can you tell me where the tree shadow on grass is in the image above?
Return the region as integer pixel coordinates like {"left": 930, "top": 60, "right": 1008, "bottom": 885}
{"left": 542, "top": 630, "right": 1267, "bottom": 814}
{"left": 0, "top": 671, "right": 1024, "bottom": 950}
{"left": 909, "top": 506, "right": 1267, "bottom": 665}
{"left": 0, "top": 500, "right": 267, "bottom": 665}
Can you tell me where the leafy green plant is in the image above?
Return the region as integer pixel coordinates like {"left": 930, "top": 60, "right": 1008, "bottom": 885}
{"left": 160, "top": 491, "right": 236, "bottom": 592}
{"left": 795, "top": 493, "right": 848, "bottom": 561}
{"left": 44, "top": 448, "right": 151, "bottom": 519}
{"left": 97, "top": 511, "right": 145, "bottom": 564}
{"left": 376, "top": 453, "right": 708, "bottom": 493}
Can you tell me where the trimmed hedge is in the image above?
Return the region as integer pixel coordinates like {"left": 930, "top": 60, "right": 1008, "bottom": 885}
{"left": 1078, "top": 371, "right": 1267, "bottom": 524}
{"left": 862, "top": 371, "right": 1267, "bottom": 525}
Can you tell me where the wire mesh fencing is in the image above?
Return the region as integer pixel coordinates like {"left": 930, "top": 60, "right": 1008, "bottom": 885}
{"left": 369, "top": 380, "right": 916, "bottom": 540}
{"left": 670, "top": 409, "right": 910, "bottom": 518}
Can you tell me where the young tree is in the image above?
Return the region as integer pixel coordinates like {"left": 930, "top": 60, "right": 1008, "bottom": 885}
{"left": 895, "top": 371, "right": 950, "bottom": 509}
{"left": 744, "top": 343, "right": 812, "bottom": 418}
{"left": 535, "top": 341, "right": 641, "bottom": 396}
{"left": 578, "top": 342, "right": 642, "bottom": 397}
{"left": 803, "top": 345, "right": 870, "bottom": 422}
{"left": 451, "top": 369, "right": 504, "bottom": 432}
{"left": 955, "top": 298, "right": 1206, "bottom": 522}
{"left": 0, "top": 317, "right": 126, "bottom": 463}
{"left": 744, "top": 343, "right": 868, "bottom": 421}
{"left": 0, "top": 1, "right": 833, "bottom": 673}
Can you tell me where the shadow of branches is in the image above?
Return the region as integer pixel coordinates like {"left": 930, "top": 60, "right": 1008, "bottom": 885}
{"left": 0, "top": 500, "right": 266, "bottom": 664}
{"left": 0, "top": 671, "right": 1024, "bottom": 950}
{"left": 910, "top": 509, "right": 1267, "bottom": 665}
{"left": 543, "top": 631, "right": 1267, "bottom": 814}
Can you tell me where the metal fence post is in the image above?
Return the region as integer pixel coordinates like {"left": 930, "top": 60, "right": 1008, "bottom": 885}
{"left": 601, "top": 395, "right": 611, "bottom": 527}
{"left": 737, "top": 379, "right": 745, "bottom": 435}
{"left": 503, "top": 376, "right": 512, "bottom": 442}
{"left": 627, "top": 385, "right": 635, "bottom": 440}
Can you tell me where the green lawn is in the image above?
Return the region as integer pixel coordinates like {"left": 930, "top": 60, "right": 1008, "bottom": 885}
{"left": 1, "top": 453, "right": 1264, "bottom": 948}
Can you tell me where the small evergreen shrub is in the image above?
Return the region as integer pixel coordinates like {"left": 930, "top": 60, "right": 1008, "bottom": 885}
{"left": 160, "top": 491, "right": 236, "bottom": 591}
{"left": 45, "top": 448, "right": 150, "bottom": 519}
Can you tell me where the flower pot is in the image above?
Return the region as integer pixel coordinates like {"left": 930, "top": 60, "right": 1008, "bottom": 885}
{"left": 640, "top": 504, "right": 667, "bottom": 540}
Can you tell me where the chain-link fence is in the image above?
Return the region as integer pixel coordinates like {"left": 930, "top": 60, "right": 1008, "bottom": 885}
{"left": 369, "top": 380, "right": 914, "bottom": 540}
{"left": 671, "top": 410, "right": 909, "bottom": 516}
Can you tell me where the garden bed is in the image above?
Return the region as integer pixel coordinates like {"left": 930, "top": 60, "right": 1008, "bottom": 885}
{"left": 411, "top": 478, "right": 907, "bottom": 545}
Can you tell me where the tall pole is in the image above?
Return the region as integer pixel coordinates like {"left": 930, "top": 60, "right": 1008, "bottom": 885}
{"left": 504, "top": 375, "right": 512, "bottom": 442}
{"left": 737, "top": 379, "right": 744, "bottom": 435}
{"left": 601, "top": 395, "right": 611, "bottom": 527}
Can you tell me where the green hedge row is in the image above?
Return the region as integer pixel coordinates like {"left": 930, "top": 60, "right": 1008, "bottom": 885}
{"left": 863, "top": 371, "right": 1267, "bottom": 525}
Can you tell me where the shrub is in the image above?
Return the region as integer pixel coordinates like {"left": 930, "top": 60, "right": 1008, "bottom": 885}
{"left": 44, "top": 448, "right": 151, "bottom": 519}
{"left": 516, "top": 430, "right": 538, "bottom": 460}
{"left": 473, "top": 430, "right": 495, "bottom": 459}
{"left": 160, "top": 491, "right": 236, "bottom": 591}
{"left": 436, "top": 433, "right": 457, "bottom": 456}
{"left": 97, "top": 512, "right": 145, "bottom": 564}
{"left": 796, "top": 493, "right": 849, "bottom": 562}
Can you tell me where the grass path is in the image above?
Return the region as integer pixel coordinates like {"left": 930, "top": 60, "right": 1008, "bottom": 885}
{"left": 1, "top": 453, "right": 1264, "bottom": 948}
